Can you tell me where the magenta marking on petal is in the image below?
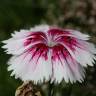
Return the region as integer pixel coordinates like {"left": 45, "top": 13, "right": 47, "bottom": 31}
{"left": 48, "top": 28, "right": 80, "bottom": 51}
{"left": 24, "top": 39, "right": 32, "bottom": 46}
{"left": 29, "top": 43, "right": 48, "bottom": 61}
{"left": 29, "top": 31, "right": 46, "bottom": 36}
{"left": 24, "top": 31, "right": 47, "bottom": 46}
{"left": 48, "top": 28, "right": 70, "bottom": 41}
{"left": 22, "top": 43, "right": 49, "bottom": 72}
{"left": 48, "top": 28, "right": 70, "bottom": 36}
{"left": 56, "top": 36, "right": 77, "bottom": 51}
{"left": 29, "top": 31, "right": 47, "bottom": 40}
{"left": 51, "top": 44, "right": 68, "bottom": 61}
{"left": 75, "top": 40, "right": 91, "bottom": 51}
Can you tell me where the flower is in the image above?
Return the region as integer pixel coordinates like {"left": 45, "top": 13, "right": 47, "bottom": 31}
{"left": 2, "top": 25, "right": 96, "bottom": 83}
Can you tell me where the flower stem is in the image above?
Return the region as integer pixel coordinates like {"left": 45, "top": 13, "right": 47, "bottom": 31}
{"left": 48, "top": 82, "right": 54, "bottom": 96}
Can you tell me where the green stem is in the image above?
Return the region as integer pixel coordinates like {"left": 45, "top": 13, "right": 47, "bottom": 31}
{"left": 48, "top": 82, "right": 54, "bottom": 96}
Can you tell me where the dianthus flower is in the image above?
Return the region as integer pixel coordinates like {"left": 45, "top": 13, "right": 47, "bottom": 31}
{"left": 2, "top": 25, "right": 96, "bottom": 83}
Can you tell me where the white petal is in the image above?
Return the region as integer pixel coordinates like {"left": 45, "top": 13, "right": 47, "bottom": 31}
{"left": 78, "top": 40, "right": 96, "bottom": 54}
{"left": 2, "top": 25, "right": 50, "bottom": 55}
{"left": 65, "top": 29, "right": 90, "bottom": 40}
{"left": 8, "top": 50, "right": 52, "bottom": 83}
{"left": 2, "top": 39, "right": 24, "bottom": 54}
{"left": 52, "top": 55, "right": 84, "bottom": 83}
{"left": 11, "top": 30, "right": 31, "bottom": 39}
{"left": 8, "top": 52, "right": 32, "bottom": 79}
{"left": 85, "top": 43, "right": 96, "bottom": 54}
{"left": 22, "top": 50, "right": 52, "bottom": 83}
{"left": 11, "top": 25, "right": 49, "bottom": 39}
{"left": 52, "top": 58, "right": 74, "bottom": 83}
{"left": 2, "top": 38, "right": 43, "bottom": 55}
{"left": 66, "top": 55, "right": 85, "bottom": 82}
{"left": 58, "top": 41, "right": 96, "bottom": 67}
{"left": 74, "top": 47, "right": 96, "bottom": 67}
{"left": 30, "top": 25, "right": 49, "bottom": 33}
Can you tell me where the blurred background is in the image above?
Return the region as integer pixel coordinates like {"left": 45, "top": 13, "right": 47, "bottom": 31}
{"left": 0, "top": 0, "right": 96, "bottom": 96}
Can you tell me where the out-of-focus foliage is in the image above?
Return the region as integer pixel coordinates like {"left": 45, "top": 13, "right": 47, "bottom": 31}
{"left": 0, "top": 0, "right": 96, "bottom": 96}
